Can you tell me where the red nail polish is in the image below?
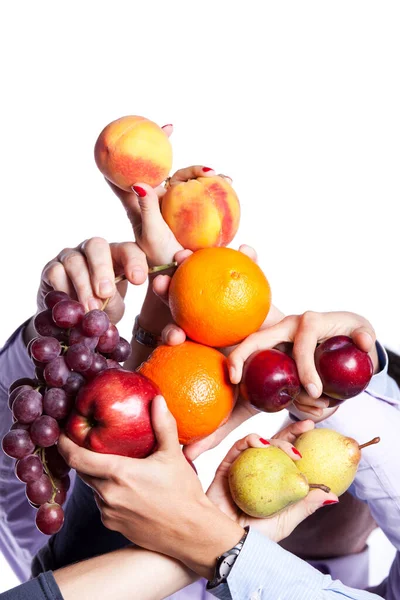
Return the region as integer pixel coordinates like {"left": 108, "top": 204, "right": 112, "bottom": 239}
{"left": 132, "top": 185, "right": 146, "bottom": 197}
{"left": 161, "top": 124, "right": 173, "bottom": 128}
{"left": 292, "top": 448, "right": 302, "bottom": 458}
{"left": 202, "top": 167, "right": 213, "bottom": 172}
{"left": 323, "top": 500, "right": 339, "bottom": 506}
{"left": 259, "top": 438, "right": 270, "bottom": 445}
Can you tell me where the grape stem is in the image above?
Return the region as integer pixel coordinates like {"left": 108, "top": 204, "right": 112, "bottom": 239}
{"left": 41, "top": 447, "right": 58, "bottom": 503}
{"left": 101, "top": 262, "right": 178, "bottom": 311}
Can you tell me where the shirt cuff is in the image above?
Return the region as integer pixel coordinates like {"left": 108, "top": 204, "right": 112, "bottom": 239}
{"left": 209, "top": 528, "right": 326, "bottom": 600}
{"left": 0, "top": 320, "right": 35, "bottom": 394}
{"left": 366, "top": 341, "right": 400, "bottom": 405}
{"left": 0, "top": 572, "right": 63, "bottom": 600}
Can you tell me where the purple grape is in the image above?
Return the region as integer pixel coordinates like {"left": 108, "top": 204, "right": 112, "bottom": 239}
{"left": 8, "top": 385, "right": 34, "bottom": 409}
{"left": 63, "top": 371, "right": 86, "bottom": 395}
{"left": 10, "top": 422, "right": 31, "bottom": 431}
{"left": 2, "top": 430, "right": 35, "bottom": 459}
{"left": 15, "top": 455, "right": 43, "bottom": 483}
{"left": 109, "top": 338, "right": 131, "bottom": 362}
{"left": 30, "top": 416, "right": 60, "bottom": 447}
{"left": 26, "top": 474, "right": 53, "bottom": 505}
{"left": 106, "top": 359, "right": 121, "bottom": 369}
{"left": 65, "top": 343, "right": 93, "bottom": 372}
{"left": 81, "top": 310, "right": 110, "bottom": 337}
{"left": 35, "top": 366, "right": 46, "bottom": 383}
{"left": 44, "top": 290, "right": 70, "bottom": 309}
{"left": 12, "top": 389, "right": 43, "bottom": 424}
{"left": 45, "top": 445, "right": 70, "bottom": 478}
{"left": 85, "top": 353, "right": 108, "bottom": 380}
{"left": 9, "top": 378, "right": 36, "bottom": 394}
{"left": 52, "top": 300, "right": 85, "bottom": 329}
{"left": 43, "top": 388, "right": 73, "bottom": 420}
{"left": 35, "top": 502, "right": 64, "bottom": 535}
{"left": 34, "top": 310, "right": 65, "bottom": 340}
{"left": 44, "top": 357, "right": 71, "bottom": 387}
{"left": 69, "top": 325, "right": 99, "bottom": 350}
{"left": 97, "top": 324, "right": 120, "bottom": 354}
{"left": 31, "top": 337, "right": 62, "bottom": 363}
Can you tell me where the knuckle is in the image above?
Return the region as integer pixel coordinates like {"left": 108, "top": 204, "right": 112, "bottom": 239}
{"left": 62, "top": 251, "right": 83, "bottom": 271}
{"left": 84, "top": 236, "right": 108, "bottom": 254}
{"left": 300, "top": 310, "right": 319, "bottom": 327}
{"left": 44, "top": 262, "right": 65, "bottom": 287}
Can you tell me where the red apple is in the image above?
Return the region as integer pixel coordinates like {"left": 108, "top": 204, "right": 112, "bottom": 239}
{"left": 315, "top": 335, "right": 374, "bottom": 405}
{"left": 65, "top": 369, "right": 159, "bottom": 458}
{"left": 240, "top": 349, "right": 301, "bottom": 413}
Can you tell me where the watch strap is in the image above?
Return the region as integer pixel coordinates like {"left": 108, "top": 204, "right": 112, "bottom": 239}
{"left": 207, "top": 527, "right": 249, "bottom": 589}
{"left": 133, "top": 315, "right": 162, "bottom": 348}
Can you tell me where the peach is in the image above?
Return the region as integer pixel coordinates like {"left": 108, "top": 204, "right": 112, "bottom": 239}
{"left": 94, "top": 115, "right": 173, "bottom": 191}
{"left": 161, "top": 175, "right": 241, "bottom": 251}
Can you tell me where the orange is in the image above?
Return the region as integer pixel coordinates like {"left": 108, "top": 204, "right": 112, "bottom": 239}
{"left": 138, "top": 341, "right": 236, "bottom": 445}
{"left": 169, "top": 247, "right": 271, "bottom": 348}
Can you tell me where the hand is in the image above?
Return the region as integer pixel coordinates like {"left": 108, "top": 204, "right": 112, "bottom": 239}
{"left": 228, "top": 311, "right": 378, "bottom": 420}
{"left": 207, "top": 420, "right": 338, "bottom": 543}
{"left": 37, "top": 237, "right": 147, "bottom": 324}
{"left": 58, "top": 396, "right": 245, "bottom": 580}
{"left": 107, "top": 152, "right": 221, "bottom": 266}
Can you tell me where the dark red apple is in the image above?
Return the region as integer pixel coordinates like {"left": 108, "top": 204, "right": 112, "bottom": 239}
{"left": 65, "top": 368, "right": 159, "bottom": 458}
{"left": 240, "top": 349, "right": 301, "bottom": 413}
{"left": 315, "top": 335, "right": 374, "bottom": 405}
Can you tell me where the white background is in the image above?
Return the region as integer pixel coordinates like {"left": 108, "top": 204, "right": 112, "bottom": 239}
{"left": 0, "top": 0, "right": 399, "bottom": 594}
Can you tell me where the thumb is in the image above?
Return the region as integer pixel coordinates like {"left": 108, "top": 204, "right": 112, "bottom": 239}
{"left": 276, "top": 489, "right": 339, "bottom": 541}
{"left": 132, "top": 183, "right": 166, "bottom": 235}
{"left": 351, "top": 326, "right": 376, "bottom": 353}
{"left": 151, "top": 395, "right": 180, "bottom": 454}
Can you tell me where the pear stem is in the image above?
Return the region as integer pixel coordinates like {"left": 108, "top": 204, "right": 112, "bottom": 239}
{"left": 309, "top": 483, "right": 331, "bottom": 493}
{"left": 359, "top": 436, "right": 380, "bottom": 450}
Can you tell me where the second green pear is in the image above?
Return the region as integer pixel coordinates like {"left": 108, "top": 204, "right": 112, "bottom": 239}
{"left": 294, "top": 428, "right": 361, "bottom": 497}
{"left": 229, "top": 446, "right": 309, "bottom": 518}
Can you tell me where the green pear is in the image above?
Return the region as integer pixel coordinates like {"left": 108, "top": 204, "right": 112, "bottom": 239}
{"left": 294, "top": 428, "right": 379, "bottom": 497}
{"left": 228, "top": 446, "right": 310, "bottom": 518}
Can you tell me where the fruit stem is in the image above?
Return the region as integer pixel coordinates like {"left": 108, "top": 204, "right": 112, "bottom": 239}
{"left": 41, "top": 447, "right": 58, "bottom": 503}
{"left": 359, "top": 436, "right": 380, "bottom": 450}
{"left": 309, "top": 483, "right": 331, "bottom": 493}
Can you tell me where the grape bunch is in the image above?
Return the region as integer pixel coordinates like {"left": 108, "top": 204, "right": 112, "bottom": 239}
{"left": 2, "top": 290, "right": 131, "bottom": 535}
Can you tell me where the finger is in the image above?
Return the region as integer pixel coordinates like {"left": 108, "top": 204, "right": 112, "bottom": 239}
{"left": 293, "top": 390, "right": 330, "bottom": 410}
{"left": 81, "top": 237, "right": 117, "bottom": 300}
{"left": 272, "top": 419, "right": 315, "bottom": 444}
{"left": 42, "top": 260, "right": 76, "bottom": 299}
{"left": 293, "top": 396, "right": 324, "bottom": 418}
{"left": 161, "top": 324, "right": 187, "bottom": 346}
{"left": 110, "top": 242, "right": 147, "bottom": 285}
{"left": 351, "top": 326, "right": 376, "bottom": 353}
{"left": 278, "top": 489, "right": 339, "bottom": 539}
{"left": 151, "top": 395, "right": 180, "bottom": 454}
{"left": 131, "top": 183, "right": 170, "bottom": 242}
{"left": 169, "top": 165, "right": 215, "bottom": 184}
{"left": 152, "top": 274, "right": 171, "bottom": 304}
{"left": 58, "top": 432, "right": 120, "bottom": 478}
{"left": 174, "top": 249, "right": 193, "bottom": 264}
{"left": 57, "top": 249, "right": 98, "bottom": 311}
{"left": 238, "top": 245, "right": 258, "bottom": 263}
{"left": 214, "top": 433, "right": 267, "bottom": 477}
{"left": 291, "top": 312, "right": 327, "bottom": 398}
{"left": 228, "top": 317, "right": 299, "bottom": 384}
{"left": 268, "top": 438, "right": 304, "bottom": 461}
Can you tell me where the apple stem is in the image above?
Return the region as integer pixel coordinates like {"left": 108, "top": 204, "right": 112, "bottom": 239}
{"left": 359, "top": 436, "right": 380, "bottom": 450}
{"left": 309, "top": 483, "right": 331, "bottom": 493}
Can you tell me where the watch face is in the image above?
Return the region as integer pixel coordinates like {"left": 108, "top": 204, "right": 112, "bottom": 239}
{"left": 219, "top": 552, "right": 239, "bottom": 578}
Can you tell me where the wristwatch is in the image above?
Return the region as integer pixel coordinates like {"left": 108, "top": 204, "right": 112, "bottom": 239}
{"left": 207, "top": 527, "right": 249, "bottom": 589}
{"left": 133, "top": 315, "right": 161, "bottom": 348}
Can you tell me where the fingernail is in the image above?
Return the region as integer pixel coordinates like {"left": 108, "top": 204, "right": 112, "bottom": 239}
{"left": 131, "top": 268, "right": 145, "bottom": 283}
{"left": 99, "top": 279, "right": 114, "bottom": 296}
{"left": 322, "top": 500, "right": 339, "bottom": 506}
{"left": 132, "top": 185, "right": 146, "bottom": 197}
{"left": 314, "top": 399, "right": 329, "bottom": 408}
{"left": 292, "top": 448, "right": 302, "bottom": 458}
{"left": 259, "top": 438, "right": 270, "bottom": 445}
{"left": 202, "top": 167, "right": 213, "bottom": 172}
{"left": 165, "top": 328, "right": 174, "bottom": 344}
{"left": 364, "top": 332, "right": 373, "bottom": 345}
{"left": 306, "top": 383, "right": 319, "bottom": 398}
{"left": 88, "top": 297, "right": 101, "bottom": 311}
{"left": 158, "top": 396, "right": 168, "bottom": 412}
{"left": 229, "top": 366, "right": 237, "bottom": 382}
{"left": 161, "top": 124, "right": 173, "bottom": 129}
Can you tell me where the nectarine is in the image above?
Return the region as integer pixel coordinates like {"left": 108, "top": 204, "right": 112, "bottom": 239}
{"left": 94, "top": 115, "right": 173, "bottom": 191}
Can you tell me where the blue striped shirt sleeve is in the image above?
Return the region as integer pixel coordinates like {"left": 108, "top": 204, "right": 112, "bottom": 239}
{"left": 209, "top": 528, "right": 381, "bottom": 600}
